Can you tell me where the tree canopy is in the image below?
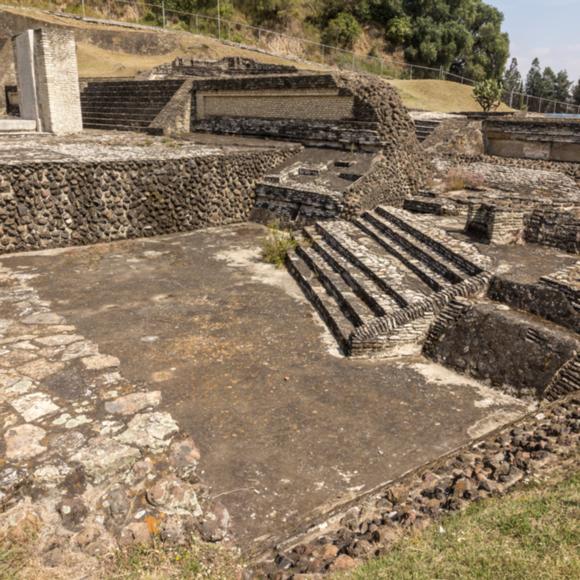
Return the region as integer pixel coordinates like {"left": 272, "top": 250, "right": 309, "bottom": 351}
{"left": 315, "top": 0, "right": 509, "bottom": 80}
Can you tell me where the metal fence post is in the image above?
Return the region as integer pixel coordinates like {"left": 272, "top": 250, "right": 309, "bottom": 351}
{"left": 352, "top": 52, "right": 356, "bottom": 71}
{"left": 217, "top": 0, "right": 221, "bottom": 40}
{"left": 161, "top": 0, "right": 166, "bottom": 28}
{"left": 81, "top": 0, "right": 85, "bottom": 18}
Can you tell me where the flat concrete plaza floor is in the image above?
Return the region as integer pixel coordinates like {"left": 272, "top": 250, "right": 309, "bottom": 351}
{"left": 0, "top": 223, "right": 532, "bottom": 549}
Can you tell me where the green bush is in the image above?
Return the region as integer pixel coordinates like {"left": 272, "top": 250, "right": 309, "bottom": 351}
{"left": 473, "top": 78, "right": 503, "bottom": 112}
{"left": 322, "top": 12, "right": 362, "bottom": 50}
{"left": 261, "top": 224, "right": 297, "bottom": 268}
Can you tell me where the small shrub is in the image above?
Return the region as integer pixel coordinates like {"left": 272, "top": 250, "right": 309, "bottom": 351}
{"left": 444, "top": 168, "right": 484, "bottom": 191}
{"left": 473, "top": 78, "right": 503, "bottom": 112}
{"left": 261, "top": 224, "right": 297, "bottom": 268}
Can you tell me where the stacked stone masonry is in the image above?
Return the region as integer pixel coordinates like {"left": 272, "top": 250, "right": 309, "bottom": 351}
{"left": 0, "top": 148, "right": 297, "bottom": 254}
{"left": 286, "top": 207, "right": 490, "bottom": 357}
{"left": 423, "top": 297, "right": 580, "bottom": 399}
{"left": 484, "top": 117, "right": 580, "bottom": 163}
{"left": 80, "top": 80, "right": 185, "bottom": 132}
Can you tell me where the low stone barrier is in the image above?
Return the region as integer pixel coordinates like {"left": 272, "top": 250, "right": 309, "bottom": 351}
{"left": 0, "top": 147, "right": 298, "bottom": 254}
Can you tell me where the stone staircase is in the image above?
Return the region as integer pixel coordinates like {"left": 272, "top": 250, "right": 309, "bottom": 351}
{"left": 80, "top": 80, "right": 184, "bottom": 131}
{"left": 287, "top": 206, "right": 490, "bottom": 356}
{"left": 414, "top": 119, "right": 441, "bottom": 142}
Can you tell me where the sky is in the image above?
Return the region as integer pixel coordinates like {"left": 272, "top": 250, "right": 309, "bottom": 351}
{"left": 490, "top": 0, "right": 580, "bottom": 81}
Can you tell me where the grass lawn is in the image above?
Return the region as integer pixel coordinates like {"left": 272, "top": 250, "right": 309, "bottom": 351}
{"left": 346, "top": 472, "right": 579, "bottom": 580}
{"left": 386, "top": 79, "right": 512, "bottom": 113}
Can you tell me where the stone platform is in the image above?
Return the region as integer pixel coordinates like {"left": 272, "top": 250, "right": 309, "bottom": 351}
{"left": 0, "top": 223, "right": 531, "bottom": 551}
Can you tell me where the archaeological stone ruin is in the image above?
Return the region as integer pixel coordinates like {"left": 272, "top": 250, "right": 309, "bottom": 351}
{"left": 0, "top": 18, "right": 578, "bottom": 579}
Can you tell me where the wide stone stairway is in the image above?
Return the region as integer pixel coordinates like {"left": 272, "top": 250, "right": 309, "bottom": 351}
{"left": 287, "top": 206, "right": 491, "bottom": 356}
{"left": 80, "top": 79, "right": 184, "bottom": 131}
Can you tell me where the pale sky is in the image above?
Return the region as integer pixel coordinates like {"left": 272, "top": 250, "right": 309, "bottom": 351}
{"left": 490, "top": 0, "right": 580, "bottom": 81}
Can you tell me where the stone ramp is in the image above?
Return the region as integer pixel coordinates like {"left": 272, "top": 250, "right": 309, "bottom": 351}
{"left": 80, "top": 80, "right": 184, "bottom": 131}
{"left": 287, "top": 206, "right": 490, "bottom": 356}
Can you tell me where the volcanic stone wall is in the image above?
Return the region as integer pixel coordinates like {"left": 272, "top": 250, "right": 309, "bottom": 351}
{"left": 0, "top": 148, "right": 297, "bottom": 253}
{"left": 488, "top": 276, "right": 579, "bottom": 334}
{"left": 524, "top": 208, "right": 580, "bottom": 253}
{"left": 190, "top": 72, "right": 427, "bottom": 212}
{"left": 465, "top": 203, "right": 525, "bottom": 245}
{"left": 336, "top": 73, "right": 428, "bottom": 214}
{"left": 424, "top": 299, "right": 579, "bottom": 399}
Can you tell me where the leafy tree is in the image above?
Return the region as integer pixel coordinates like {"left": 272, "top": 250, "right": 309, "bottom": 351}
{"left": 503, "top": 57, "right": 522, "bottom": 93}
{"left": 541, "top": 67, "right": 557, "bottom": 100}
{"left": 554, "top": 70, "right": 572, "bottom": 103}
{"left": 386, "top": 16, "right": 412, "bottom": 44}
{"left": 473, "top": 78, "right": 503, "bottom": 112}
{"left": 525, "top": 58, "right": 543, "bottom": 96}
{"left": 574, "top": 81, "right": 580, "bottom": 106}
{"left": 322, "top": 12, "right": 362, "bottom": 49}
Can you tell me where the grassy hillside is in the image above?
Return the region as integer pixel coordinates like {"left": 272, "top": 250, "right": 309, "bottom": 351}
{"left": 0, "top": 5, "right": 498, "bottom": 113}
{"left": 387, "top": 79, "right": 512, "bottom": 113}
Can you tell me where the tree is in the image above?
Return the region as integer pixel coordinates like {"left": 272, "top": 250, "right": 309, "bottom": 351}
{"left": 322, "top": 12, "right": 362, "bottom": 49}
{"left": 473, "top": 79, "right": 503, "bottom": 112}
{"left": 503, "top": 58, "right": 522, "bottom": 93}
{"left": 554, "top": 70, "right": 572, "bottom": 103}
{"left": 541, "top": 67, "right": 557, "bottom": 100}
{"left": 574, "top": 81, "right": 580, "bottom": 106}
{"left": 526, "top": 58, "right": 543, "bottom": 96}
{"left": 386, "top": 16, "right": 412, "bottom": 44}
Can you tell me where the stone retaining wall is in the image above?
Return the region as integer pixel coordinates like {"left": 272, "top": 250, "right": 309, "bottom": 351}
{"left": 484, "top": 118, "right": 580, "bottom": 163}
{"left": 524, "top": 208, "right": 580, "bottom": 253}
{"left": 0, "top": 148, "right": 297, "bottom": 254}
{"left": 488, "top": 276, "right": 579, "bottom": 333}
{"left": 423, "top": 299, "right": 579, "bottom": 399}
{"left": 465, "top": 203, "right": 525, "bottom": 245}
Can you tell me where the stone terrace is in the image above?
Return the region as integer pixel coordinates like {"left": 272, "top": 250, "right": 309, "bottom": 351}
{"left": 0, "top": 223, "right": 531, "bottom": 556}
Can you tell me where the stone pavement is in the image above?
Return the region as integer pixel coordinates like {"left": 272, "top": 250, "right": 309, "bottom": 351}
{"left": 0, "top": 260, "right": 225, "bottom": 573}
{"left": 0, "top": 223, "right": 532, "bottom": 555}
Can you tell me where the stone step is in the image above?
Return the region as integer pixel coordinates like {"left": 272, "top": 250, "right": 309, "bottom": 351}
{"left": 316, "top": 220, "right": 427, "bottom": 306}
{"left": 376, "top": 206, "right": 482, "bottom": 276}
{"left": 81, "top": 123, "right": 143, "bottom": 132}
{"left": 0, "top": 118, "right": 37, "bottom": 132}
{"left": 303, "top": 227, "right": 397, "bottom": 318}
{"left": 82, "top": 111, "right": 159, "bottom": 122}
{"left": 81, "top": 104, "right": 164, "bottom": 114}
{"left": 296, "top": 245, "right": 375, "bottom": 327}
{"left": 81, "top": 94, "right": 178, "bottom": 102}
{"left": 82, "top": 117, "right": 150, "bottom": 127}
{"left": 82, "top": 82, "right": 182, "bottom": 93}
{"left": 355, "top": 216, "right": 451, "bottom": 293}
{"left": 362, "top": 210, "right": 466, "bottom": 286}
{"left": 286, "top": 250, "right": 354, "bottom": 352}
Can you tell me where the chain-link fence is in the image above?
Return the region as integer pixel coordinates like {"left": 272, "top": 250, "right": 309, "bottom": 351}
{"left": 4, "top": 0, "right": 580, "bottom": 115}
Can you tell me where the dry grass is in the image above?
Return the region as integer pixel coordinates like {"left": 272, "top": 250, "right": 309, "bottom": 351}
{"left": 387, "top": 79, "right": 513, "bottom": 113}
{"left": 443, "top": 167, "right": 485, "bottom": 191}
{"left": 1, "top": 4, "right": 321, "bottom": 79}
{"left": 105, "top": 538, "right": 243, "bottom": 579}
{"left": 261, "top": 223, "right": 297, "bottom": 268}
